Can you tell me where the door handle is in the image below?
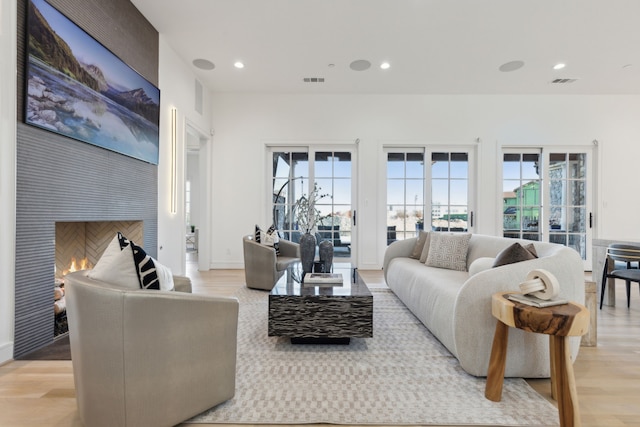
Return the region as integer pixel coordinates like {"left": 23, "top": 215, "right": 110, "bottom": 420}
{"left": 470, "top": 211, "right": 474, "bottom": 228}
{"left": 589, "top": 212, "right": 593, "bottom": 228}
{"left": 353, "top": 210, "right": 356, "bottom": 226}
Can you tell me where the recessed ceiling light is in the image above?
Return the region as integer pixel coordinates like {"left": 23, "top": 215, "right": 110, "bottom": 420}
{"left": 192, "top": 59, "right": 215, "bottom": 70}
{"left": 553, "top": 63, "right": 566, "bottom": 70}
{"left": 234, "top": 61, "right": 245, "bottom": 69}
{"left": 380, "top": 62, "right": 391, "bottom": 70}
{"left": 499, "top": 60, "right": 525, "bottom": 72}
{"left": 350, "top": 59, "right": 371, "bottom": 71}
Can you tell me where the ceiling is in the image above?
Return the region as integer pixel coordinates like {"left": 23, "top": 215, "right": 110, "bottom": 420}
{"left": 130, "top": 0, "right": 640, "bottom": 95}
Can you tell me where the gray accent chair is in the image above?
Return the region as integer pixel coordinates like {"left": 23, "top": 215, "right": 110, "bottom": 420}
{"left": 243, "top": 235, "right": 300, "bottom": 290}
{"left": 64, "top": 270, "right": 239, "bottom": 427}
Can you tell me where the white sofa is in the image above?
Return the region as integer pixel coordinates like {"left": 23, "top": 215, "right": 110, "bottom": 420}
{"left": 383, "top": 233, "right": 585, "bottom": 378}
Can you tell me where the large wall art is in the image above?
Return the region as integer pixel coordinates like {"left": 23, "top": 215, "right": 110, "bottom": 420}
{"left": 25, "top": 0, "right": 160, "bottom": 164}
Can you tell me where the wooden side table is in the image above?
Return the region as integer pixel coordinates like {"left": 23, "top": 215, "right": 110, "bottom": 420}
{"left": 485, "top": 292, "right": 590, "bottom": 427}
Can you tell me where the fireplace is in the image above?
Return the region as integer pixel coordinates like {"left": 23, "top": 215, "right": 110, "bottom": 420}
{"left": 52, "top": 221, "right": 144, "bottom": 337}
{"left": 55, "top": 221, "right": 144, "bottom": 280}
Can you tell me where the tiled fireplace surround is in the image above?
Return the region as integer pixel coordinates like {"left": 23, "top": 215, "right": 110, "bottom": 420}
{"left": 14, "top": 0, "right": 159, "bottom": 358}
{"left": 14, "top": 126, "right": 158, "bottom": 358}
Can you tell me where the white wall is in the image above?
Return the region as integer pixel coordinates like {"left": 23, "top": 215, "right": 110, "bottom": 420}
{"left": 0, "top": 0, "right": 17, "bottom": 364}
{"left": 210, "top": 93, "right": 640, "bottom": 270}
{"left": 157, "top": 35, "right": 213, "bottom": 275}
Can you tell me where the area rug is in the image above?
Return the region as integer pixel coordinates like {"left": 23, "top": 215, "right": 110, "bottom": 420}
{"left": 187, "top": 286, "right": 559, "bottom": 426}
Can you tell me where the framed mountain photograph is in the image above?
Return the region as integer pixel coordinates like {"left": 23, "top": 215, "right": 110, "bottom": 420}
{"left": 25, "top": 0, "right": 160, "bottom": 165}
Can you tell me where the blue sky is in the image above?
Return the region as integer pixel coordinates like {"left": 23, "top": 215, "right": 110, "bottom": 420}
{"left": 31, "top": 0, "right": 159, "bottom": 104}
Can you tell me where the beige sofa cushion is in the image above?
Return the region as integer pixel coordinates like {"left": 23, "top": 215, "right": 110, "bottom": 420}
{"left": 425, "top": 233, "right": 471, "bottom": 271}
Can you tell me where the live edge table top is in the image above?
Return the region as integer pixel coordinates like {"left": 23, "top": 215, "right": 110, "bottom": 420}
{"left": 268, "top": 265, "right": 373, "bottom": 343}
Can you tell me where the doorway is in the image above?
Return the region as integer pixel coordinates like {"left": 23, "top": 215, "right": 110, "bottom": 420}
{"left": 185, "top": 122, "right": 211, "bottom": 272}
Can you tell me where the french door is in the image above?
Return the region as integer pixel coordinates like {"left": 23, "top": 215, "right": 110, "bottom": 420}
{"left": 385, "top": 146, "right": 475, "bottom": 244}
{"left": 270, "top": 146, "right": 356, "bottom": 263}
{"left": 502, "top": 147, "right": 593, "bottom": 268}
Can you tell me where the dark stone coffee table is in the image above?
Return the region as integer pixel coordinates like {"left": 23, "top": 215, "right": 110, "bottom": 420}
{"left": 268, "top": 264, "right": 373, "bottom": 344}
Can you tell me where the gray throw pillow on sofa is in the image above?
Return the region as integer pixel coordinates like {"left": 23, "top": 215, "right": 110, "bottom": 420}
{"left": 419, "top": 232, "right": 432, "bottom": 263}
{"left": 425, "top": 233, "right": 471, "bottom": 271}
{"left": 492, "top": 242, "right": 538, "bottom": 267}
{"left": 411, "top": 231, "right": 430, "bottom": 259}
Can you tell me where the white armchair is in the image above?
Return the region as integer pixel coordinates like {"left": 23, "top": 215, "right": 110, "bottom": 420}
{"left": 64, "top": 270, "right": 239, "bottom": 427}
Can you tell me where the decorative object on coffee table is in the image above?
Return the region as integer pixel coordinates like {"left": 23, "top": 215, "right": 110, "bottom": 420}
{"left": 299, "top": 232, "right": 316, "bottom": 273}
{"left": 319, "top": 239, "right": 333, "bottom": 272}
{"left": 303, "top": 272, "right": 343, "bottom": 286}
{"left": 294, "top": 183, "right": 330, "bottom": 273}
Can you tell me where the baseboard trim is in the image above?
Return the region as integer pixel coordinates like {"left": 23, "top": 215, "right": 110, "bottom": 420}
{"left": 0, "top": 341, "right": 14, "bottom": 366}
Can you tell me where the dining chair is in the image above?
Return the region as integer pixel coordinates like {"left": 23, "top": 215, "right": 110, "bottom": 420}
{"left": 600, "top": 243, "right": 640, "bottom": 309}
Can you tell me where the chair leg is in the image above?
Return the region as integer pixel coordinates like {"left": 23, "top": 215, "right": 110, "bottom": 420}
{"left": 626, "top": 281, "right": 631, "bottom": 308}
{"left": 600, "top": 262, "right": 609, "bottom": 310}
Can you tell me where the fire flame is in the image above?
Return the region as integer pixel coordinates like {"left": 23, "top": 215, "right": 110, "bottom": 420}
{"left": 63, "top": 257, "right": 93, "bottom": 276}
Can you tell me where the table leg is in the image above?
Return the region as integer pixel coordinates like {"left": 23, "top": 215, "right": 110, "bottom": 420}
{"left": 606, "top": 258, "right": 616, "bottom": 307}
{"left": 485, "top": 320, "right": 509, "bottom": 402}
{"left": 552, "top": 336, "right": 582, "bottom": 427}
{"left": 550, "top": 336, "right": 557, "bottom": 400}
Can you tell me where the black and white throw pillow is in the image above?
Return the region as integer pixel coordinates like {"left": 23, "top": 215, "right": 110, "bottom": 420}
{"left": 254, "top": 224, "right": 281, "bottom": 255}
{"left": 116, "top": 232, "right": 161, "bottom": 290}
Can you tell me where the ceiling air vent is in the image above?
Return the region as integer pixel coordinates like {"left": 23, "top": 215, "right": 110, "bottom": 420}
{"left": 303, "top": 77, "right": 325, "bottom": 83}
{"left": 550, "top": 78, "right": 578, "bottom": 84}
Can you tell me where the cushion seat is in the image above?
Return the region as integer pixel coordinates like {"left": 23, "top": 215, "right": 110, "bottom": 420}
{"left": 276, "top": 256, "right": 299, "bottom": 271}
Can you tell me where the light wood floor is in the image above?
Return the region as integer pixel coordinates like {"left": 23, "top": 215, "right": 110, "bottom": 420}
{"left": 1, "top": 258, "right": 638, "bottom": 427}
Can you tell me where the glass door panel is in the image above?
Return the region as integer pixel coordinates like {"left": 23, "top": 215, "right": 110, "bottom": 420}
{"left": 502, "top": 152, "right": 541, "bottom": 241}
{"left": 272, "top": 151, "right": 309, "bottom": 242}
{"left": 431, "top": 152, "right": 469, "bottom": 232}
{"left": 315, "top": 151, "right": 352, "bottom": 259}
{"left": 386, "top": 152, "right": 425, "bottom": 243}
{"left": 548, "top": 152, "right": 588, "bottom": 259}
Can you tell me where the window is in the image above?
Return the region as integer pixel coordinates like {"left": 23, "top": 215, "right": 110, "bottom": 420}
{"left": 386, "top": 147, "right": 473, "bottom": 245}
{"left": 548, "top": 152, "right": 588, "bottom": 258}
{"left": 272, "top": 151, "right": 309, "bottom": 239}
{"left": 386, "top": 152, "right": 424, "bottom": 243}
{"left": 431, "top": 152, "right": 469, "bottom": 232}
{"left": 502, "top": 152, "right": 541, "bottom": 241}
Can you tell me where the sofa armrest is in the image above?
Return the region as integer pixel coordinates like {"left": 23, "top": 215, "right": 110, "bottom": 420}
{"left": 383, "top": 237, "right": 418, "bottom": 280}
{"left": 453, "top": 246, "right": 584, "bottom": 377}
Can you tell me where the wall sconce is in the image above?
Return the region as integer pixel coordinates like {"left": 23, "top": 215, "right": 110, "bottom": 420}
{"left": 170, "top": 107, "right": 177, "bottom": 214}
